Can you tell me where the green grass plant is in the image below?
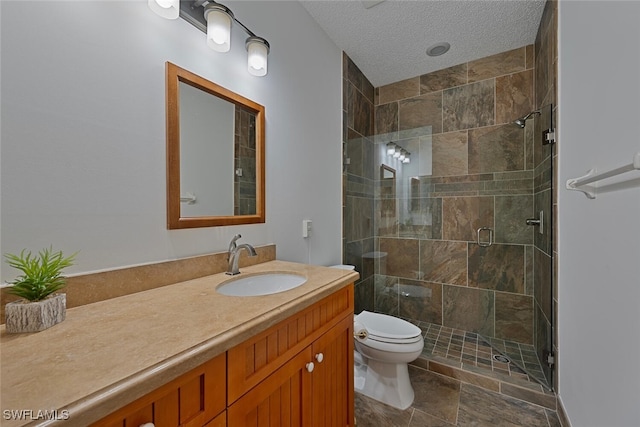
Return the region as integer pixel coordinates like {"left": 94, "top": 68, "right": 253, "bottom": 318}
{"left": 4, "top": 247, "right": 77, "bottom": 302}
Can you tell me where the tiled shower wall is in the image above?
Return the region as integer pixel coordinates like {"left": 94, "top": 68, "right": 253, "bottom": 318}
{"left": 343, "top": 0, "right": 558, "bottom": 390}
{"left": 234, "top": 106, "right": 257, "bottom": 215}
{"left": 344, "top": 46, "right": 541, "bottom": 343}
{"left": 375, "top": 46, "right": 539, "bottom": 345}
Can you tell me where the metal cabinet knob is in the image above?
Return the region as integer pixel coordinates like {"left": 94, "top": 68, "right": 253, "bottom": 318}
{"left": 315, "top": 353, "right": 324, "bottom": 363}
{"left": 306, "top": 362, "right": 314, "bottom": 373}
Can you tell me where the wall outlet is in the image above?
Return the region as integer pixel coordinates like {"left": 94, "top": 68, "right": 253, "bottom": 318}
{"left": 302, "top": 219, "right": 312, "bottom": 238}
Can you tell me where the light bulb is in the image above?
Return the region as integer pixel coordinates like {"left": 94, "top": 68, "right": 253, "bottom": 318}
{"left": 205, "top": 6, "right": 232, "bottom": 53}
{"left": 148, "top": 0, "right": 179, "bottom": 19}
{"left": 386, "top": 142, "right": 396, "bottom": 155}
{"left": 246, "top": 37, "right": 269, "bottom": 77}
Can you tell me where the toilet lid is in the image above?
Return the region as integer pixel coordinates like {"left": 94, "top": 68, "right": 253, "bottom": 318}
{"left": 356, "top": 311, "right": 422, "bottom": 341}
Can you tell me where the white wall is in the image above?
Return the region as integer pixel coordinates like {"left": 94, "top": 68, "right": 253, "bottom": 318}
{"left": 558, "top": 2, "right": 640, "bottom": 425}
{"left": 0, "top": 0, "right": 343, "bottom": 279}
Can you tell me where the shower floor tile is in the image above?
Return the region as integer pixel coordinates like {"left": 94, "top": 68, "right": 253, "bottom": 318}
{"left": 418, "top": 322, "right": 551, "bottom": 392}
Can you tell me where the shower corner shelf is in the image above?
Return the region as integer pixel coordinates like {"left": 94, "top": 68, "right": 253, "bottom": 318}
{"left": 566, "top": 151, "right": 640, "bottom": 199}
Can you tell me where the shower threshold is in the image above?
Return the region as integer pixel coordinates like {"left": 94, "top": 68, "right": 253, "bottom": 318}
{"left": 414, "top": 322, "right": 552, "bottom": 393}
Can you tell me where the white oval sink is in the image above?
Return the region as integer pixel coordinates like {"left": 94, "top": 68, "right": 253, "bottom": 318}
{"left": 217, "top": 273, "right": 307, "bottom": 297}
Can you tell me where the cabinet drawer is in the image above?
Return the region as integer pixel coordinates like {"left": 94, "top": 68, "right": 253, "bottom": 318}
{"left": 92, "top": 353, "right": 226, "bottom": 427}
{"left": 228, "top": 284, "right": 354, "bottom": 403}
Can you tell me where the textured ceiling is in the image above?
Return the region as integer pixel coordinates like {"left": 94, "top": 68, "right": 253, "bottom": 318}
{"left": 300, "top": 0, "right": 546, "bottom": 87}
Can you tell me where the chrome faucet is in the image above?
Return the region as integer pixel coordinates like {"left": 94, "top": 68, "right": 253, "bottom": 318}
{"left": 226, "top": 235, "right": 257, "bottom": 275}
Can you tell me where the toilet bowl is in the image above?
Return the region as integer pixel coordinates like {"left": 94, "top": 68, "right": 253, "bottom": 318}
{"left": 353, "top": 310, "right": 424, "bottom": 410}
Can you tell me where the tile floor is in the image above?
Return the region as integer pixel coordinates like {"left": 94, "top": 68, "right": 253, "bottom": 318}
{"left": 421, "top": 322, "right": 550, "bottom": 391}
{"left": 354, "top": 322, "right": 563, "bottom": 426}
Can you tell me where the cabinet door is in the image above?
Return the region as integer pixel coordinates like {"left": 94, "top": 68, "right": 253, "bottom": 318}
{"left": 92, "top": 354, "right": 225, "bottom": 427}
{"left": 311, "top": 315, "right": 354, "bottom": 427}
{"left": 228, "top": 285, "right": 353, "bottom": 404}
{"left": 228, "top": 348, "right": 313, "bottom": 427}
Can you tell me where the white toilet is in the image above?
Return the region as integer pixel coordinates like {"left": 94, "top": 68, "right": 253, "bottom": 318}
{"left": 353, "top": 310, "right": 424, "bottom": 410}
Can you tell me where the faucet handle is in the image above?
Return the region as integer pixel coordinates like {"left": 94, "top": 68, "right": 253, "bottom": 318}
{"left": 228, "top": 234, "right": 242, "bottom": 254}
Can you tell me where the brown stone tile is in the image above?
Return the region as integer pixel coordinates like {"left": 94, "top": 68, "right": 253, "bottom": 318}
{"left": 525, "top": 115, "right": 535, "bottom": 170}
{"left": 409, "top": 366, "right": 461, "bottom": 424}
{"left": 347, "top": 55, "right": 374, "bottom": 103}
{"left": 468, "top": 124, "right": 525, "bottom": 174}
{"left": 443, "top": 285, "right": 494, "bottom": 337}
{"left": 428, "top": 360, "right": 500, "bottom": 392}
{"left": 409, "top": 409, "right": 455, "bottom": 426}
{"left": 501, "top": 383, "right": 557, "bottom": 410}
{"left": 432, "top": 131, "right": 468, "bottom": 177}
{"left": 546, "top": 408, "right": 563, "bottom": 427}
{"left": 557, "top": 398, "right": 571, "bottom": 427}
{"left": 468, "top": 244, "right": 525, "bottom": 293}
{"left": 526, "top": 44, "right": 535, "bottom": 70}
{"left": 420, "top": 63, "right": 468, "bottom": 93}
{"left": 442, "top": 196, "right": 494, "bottom": 242}
{"left": 345, "top": 130, "right": 365, "bottom": 177}
{"left": 458, "top": 383, "right": 550, "bottom": 426}
{"left": 348, "top": 82, "right": 373, "bottom": 137}
{"left": 434, "top": 180, "right": 483, "bottom": 195}
{"left": 525, "top": 245, "right": 534, "bottom": 296}
{"left": 398, "top": 280, "right": 443, "bottom": 324}
{"left": 354, "top": 278, "right": 375, "bottom": 314}
{"left": 399, "top": 91, "right": 443, "bottom": 135}
{"left": 496, "top": 69, "right": 534, "bottom": 125}
{"left": 354, "top": 392, "right": 413, "bottom": 426}
{"left": 443, "top": 80, "right": 494, "bottom": 132}
{"left": 468, "top": 47, "right": 527, "bottom": 82}
{"left": 495, "top": 293, "right": 534, "bottom": 344}
{"left": 375, "top": 102, "right": 399, "bottom": 136}
{"left": 374, "top": 275, "right": 399, "bottom": 316}
{"left": 419, "top": 240, "right": 468, "bottom": 286}
{"left": 534, "top": 247, "right": 552, "bottom": 321}
{"left": 379, "top": 238, "right": 420, "bottom": 280}
{"left": 494, "top": 195, "right": 534, "bottom": 244}
{"left": 345, "top": 194, "right": 373, "bottom": 242}
{"left": 378, "top": 76, "right": 420, "bottom": 105}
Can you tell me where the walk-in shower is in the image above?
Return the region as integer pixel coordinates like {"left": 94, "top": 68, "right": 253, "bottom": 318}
{"left": 343, "top": 50, "right": 556, "bottom": 395}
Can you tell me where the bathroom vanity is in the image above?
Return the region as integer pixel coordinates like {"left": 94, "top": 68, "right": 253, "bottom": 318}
{"left": 0, "top": 261, "right": 357, "bottom": 427}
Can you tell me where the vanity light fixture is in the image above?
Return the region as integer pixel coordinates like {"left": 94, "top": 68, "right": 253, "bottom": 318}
{"left": 385, "top": 142, "right": 411, "bottom": 164}
{"left": 149, "top": 0, "right": 270, "bottom": 77}
{"left": 148, "top": 0, "right": 179, "bottom": 19}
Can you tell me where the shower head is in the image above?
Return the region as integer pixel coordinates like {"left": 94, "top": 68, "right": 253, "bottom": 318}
{"left": 514, "top": 110, "right": 541, "bottom": 128}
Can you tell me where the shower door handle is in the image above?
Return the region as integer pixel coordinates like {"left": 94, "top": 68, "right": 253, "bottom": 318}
{"left": 477, "top": 227, "right": 493, "bottom": 247}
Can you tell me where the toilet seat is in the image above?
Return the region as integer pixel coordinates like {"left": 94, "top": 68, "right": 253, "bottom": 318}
{"left": 356, "top": 311, "right": 422, "bottom": 344}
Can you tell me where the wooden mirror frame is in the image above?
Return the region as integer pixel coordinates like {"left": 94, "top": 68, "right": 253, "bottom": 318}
{"left": 166, "top": 62, "right": 265, "bottom": 229}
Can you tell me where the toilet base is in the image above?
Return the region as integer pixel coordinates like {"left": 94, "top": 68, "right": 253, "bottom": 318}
{"left": 354, "top": 353, "right": 415, "bottom": 410}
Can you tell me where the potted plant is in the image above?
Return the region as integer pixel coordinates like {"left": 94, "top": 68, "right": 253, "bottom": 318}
{"left": 4, "top": 247, "right": 77, "bottom": 333}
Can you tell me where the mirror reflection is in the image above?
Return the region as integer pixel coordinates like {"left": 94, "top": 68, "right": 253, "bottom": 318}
{"left": 166, "top": 62, "right": 265, "bottom": 229}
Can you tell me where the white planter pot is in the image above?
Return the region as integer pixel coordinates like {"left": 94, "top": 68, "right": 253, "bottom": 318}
{"left": 5, "top": 293, "right": 66, "bottom": 333}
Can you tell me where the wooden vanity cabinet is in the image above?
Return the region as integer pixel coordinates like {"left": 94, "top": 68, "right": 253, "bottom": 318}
{"left": 227, "top": 284, "right": 354, "bottom": 427}
{"left": 93, "top": 284, "right": 354, "bottom": 427}
{"left": 91, "top": 354, "right": 226, "bottom": 427}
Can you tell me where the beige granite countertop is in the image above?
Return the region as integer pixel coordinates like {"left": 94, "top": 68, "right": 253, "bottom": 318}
{"left": 0, "top": 260, "right": 358, "bottom": 427}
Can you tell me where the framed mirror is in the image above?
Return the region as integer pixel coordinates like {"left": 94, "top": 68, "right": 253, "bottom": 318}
{"left": 166, "top": 62, "right": 265, "bottom": 229}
